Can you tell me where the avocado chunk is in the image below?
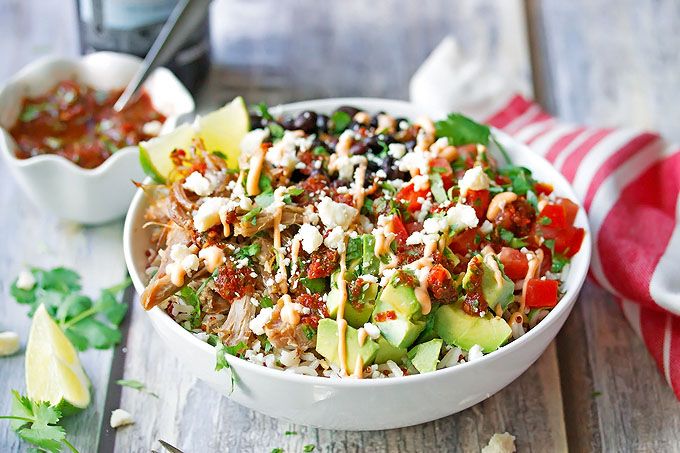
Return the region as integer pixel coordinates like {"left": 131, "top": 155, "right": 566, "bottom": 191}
{"left": 326, "top": 271, "right": 377, "bottom": 328}
{"left": 371, "top": 272, "right": 426, "bottom": 349}
{"left": 374, "top": 336, "right": 407, "bottom": 364}
{"left": 414, "top": 304, "right": 440, "bottom": 345}
{"left": 316, "top": 318, "right": 379, "bottom": 375}
{"left": 434, "top": 301, "right": 512, "bottom": 352}
{"left": 462, "top": 254, "right": 514, "bottom": 311}
{"left": 407, "top": 338, "right": 443, "bottom": 374}
{"left": 362, "top": 234, "right": 380, "bottom": 275}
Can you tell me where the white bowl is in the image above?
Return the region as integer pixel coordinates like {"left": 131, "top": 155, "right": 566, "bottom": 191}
{"left": 123, "top": 98, "right": 591, "bottom": 430}
{"left": 0, "top": 52, "right": 194, "bottom": 225}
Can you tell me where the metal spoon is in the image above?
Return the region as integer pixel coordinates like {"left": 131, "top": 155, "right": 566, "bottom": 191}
{"left": 113, "top": 0, "right": 211, "bottom": 112}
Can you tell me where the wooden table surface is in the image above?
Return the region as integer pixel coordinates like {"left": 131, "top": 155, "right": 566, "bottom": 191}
{"left": 1, "top": 0, "right": 679, "bottom": 452}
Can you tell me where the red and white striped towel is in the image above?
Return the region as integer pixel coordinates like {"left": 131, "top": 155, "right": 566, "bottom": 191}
{"left": 486, "top": 95, "right": 680, "bottom": 398}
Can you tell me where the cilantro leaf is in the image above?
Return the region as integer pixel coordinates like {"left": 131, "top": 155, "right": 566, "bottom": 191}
{"left": 116, "top": 379, "right": 159, "bottom": 398}
{"left": 551, "top": 254, "right": 570, "bottom": 273}
{"left": 234, "top": 243, "right": 261, "bottom": 261}
{"left": 254, "top": 102, "right": 274, "bottom": 121}
{"left": 178, "top": 286, "right": 201, "bottom": 329}
{"left": 498, "top": 228, "right": 528, "bottom": 248}
{"left": 11, "top": 268, "right": 130, "bottom": 351}
{"left": 435, "top": 113, "right": 490, "bottom": 146}
{"left": 268, "top": 123, "right": 285, "bottom": 140}
{"left": 260, "top": 296, "right": 274, "bottom": 308}
{"left": 214, "top": 341, "right": 241, "bottom": 393}
{"left": 301, "top": 324, "right": 316, "bottom": 340}
{"left": 346, "top": 236, "right": 363, "bottom": 263}
{"left": 331, "top": 111, "right": 351, "bottom": 134}
{"left": 0, "top": 391, "right": 79, "bottom": 453}
{"left": 243, "top": 206, "right": 262, "bottom": 225}
{"left": 499, "top": 166, "right": 536, "bottom": 196}
{"left": 304, "top": 445, "right": 316, "bottom": 452}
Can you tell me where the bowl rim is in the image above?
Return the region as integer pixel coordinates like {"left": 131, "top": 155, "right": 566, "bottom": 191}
{"left": 124, "top": 97, "right": 592, "bottom": 387}
{"left": 0, "top": 51, "right": 195, "bottom": 178}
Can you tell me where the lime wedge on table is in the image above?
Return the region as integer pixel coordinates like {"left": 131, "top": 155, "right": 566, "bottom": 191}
{"left": 25, "top": 305, "right": 90, "bottom": 415}
{"left": 140, "top": 96, "right": 250, "bottom": 183}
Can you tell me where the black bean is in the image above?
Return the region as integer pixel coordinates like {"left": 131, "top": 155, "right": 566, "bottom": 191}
{"left": 349, "top": 142, "right": 368, "bottom": 155}
{"left": 249, "top": 113, "right": 266, "bottom": 130}
{"left": 281, "top": 117, "right": 297, "bottom": 130}
{"left": 316, "top": 114, "right": 330, "bottom": 133}
{"left": 294, "top": 111, "right": 318, "bottom": 134}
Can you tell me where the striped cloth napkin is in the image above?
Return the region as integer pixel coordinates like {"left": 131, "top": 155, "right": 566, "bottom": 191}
{"left": 411, "top": 37, "right": 680, "bottom": 399}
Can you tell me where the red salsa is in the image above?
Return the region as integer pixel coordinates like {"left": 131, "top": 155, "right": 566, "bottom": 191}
{"left": 9, "top": 80, "right": 166, "bottom": 169}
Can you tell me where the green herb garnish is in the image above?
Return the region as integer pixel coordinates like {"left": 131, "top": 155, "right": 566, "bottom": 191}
{"left": 300, "top": 277, "right": 327, "bottom": 294}
{"left": 116, "top": 379, "right": 159, "bottom": 398}
{"left": 429, "top": 173, "right": 448, "bottom": 203}
{"left": 331, "top": 111, "right": 351, "bottom": 134}
{"left": 243, "top": 206, "right": 262, "bottom": 225}
{"left": 234, "top": 243, "right": 261, "bottom": 261}
{"left": 435, "top": 113, "right": 489, "bottom": 146}
{"left": 255, "top": 102, "right": 274, "bottom": 121}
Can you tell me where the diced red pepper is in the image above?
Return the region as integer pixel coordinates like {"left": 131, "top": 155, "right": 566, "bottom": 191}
{"left": 448, "top": 227, "right": 480, "bottom": 255}
{"left": 525, "top": 279, "right": 559, "bottom": 308}
{"left": 538, "top": 204, "right": 567, "bottom": 229}
{"left": 534, "top": 182, "right": 554, "bottom": 196}
{"left": 464, "top": 189, "right": 490, "bottom": 220}
{"left": 396, "top": 183, "right": 430, "bottom": 212}
{"left": 498, "top": 247, "right": 529, "bottom": 281}
{"left": 391, "top": 215, "right": 409, "bottom": 245}
{"left": 556, "top": 197, "right": 580, "bottom": 225}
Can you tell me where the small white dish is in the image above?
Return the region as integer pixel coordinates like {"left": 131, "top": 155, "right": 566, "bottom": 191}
{"left": 124, "top": 98, "right": 591, "bottom": 430}
{"left": 0, "top": 52, "right": 194, "bottom": 225}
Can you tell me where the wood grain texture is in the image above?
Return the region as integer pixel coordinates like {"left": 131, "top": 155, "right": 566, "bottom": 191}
{"left": 530, "top": 0, "right": 680, "bottom": 451}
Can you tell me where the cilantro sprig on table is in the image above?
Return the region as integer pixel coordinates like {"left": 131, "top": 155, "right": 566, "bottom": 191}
{"left": 0, "top": 391, "right": 79, "bottom": 453}
{"left": 10, "top": 267, "right": 130, "bottom": 351}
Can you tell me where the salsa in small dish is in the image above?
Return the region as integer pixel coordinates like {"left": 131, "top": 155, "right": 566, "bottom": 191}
{"left": 136, "top": 102, "right": 586, "bottom": 380}
{"left": 9, "top": 80, "right": 166, "bottom": 169}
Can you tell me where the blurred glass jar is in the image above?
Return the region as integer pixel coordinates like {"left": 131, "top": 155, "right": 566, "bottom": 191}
{"left": 75, "top": 0, "right": 210, "bottom": 92}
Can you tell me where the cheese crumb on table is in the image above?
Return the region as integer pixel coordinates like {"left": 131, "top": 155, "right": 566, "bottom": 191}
{"left": 110, "top": 409, "right": 135, "bottom": 428}
{"left": 0, "top": 331, "right": 20, "bottom": 356}
{"left": 481, "top": 432, "right": 516, "bottom": 453}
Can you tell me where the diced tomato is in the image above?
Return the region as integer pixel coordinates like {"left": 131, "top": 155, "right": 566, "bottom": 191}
{"left": 429, "top": 157, "right": 454, "bottom": 188}
{"left": 428, "top": 264, "right": 456, "bottom": 301}
{"left": 396, "top": 183, "right": 430, "bottom": 212}
{"left": 448, "top": 227, "right": 480, "bottom": 255}
{"left": 525, "top": 279, "right": 559, "bottom": 308}
{"left": 498, "top": 247, "right": 529, "bottom": 281}
{"left": 563, "top": 226, "right": 585, "bottom": 257}
{"left": 556, "top": 197, "right": 580, "bottom": 225}
{"left": 534, "top": 182, "right": 553, "bottom": 196}
{"left": 464, "top": 189, "right": 490, "bottom": 220}
{"left": 391, "top": 215, "right": 409, "bottom": 245}
{"left": 538, "top": 204, "right": 567, "bottom": 229}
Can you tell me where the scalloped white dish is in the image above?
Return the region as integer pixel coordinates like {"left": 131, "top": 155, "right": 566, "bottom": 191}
{"left": 123, "top": 98, "right": 591, "bottom": 430}
{"left": 0, "top": 52, "right": 194, "bottom": 224}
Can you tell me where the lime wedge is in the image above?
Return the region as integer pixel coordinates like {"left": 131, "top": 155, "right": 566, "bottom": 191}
{"left": 198, "top": 96, "right": 250, "bottom": 169}
{"left": 139, "top": 123, "right": 195, "bottom": 183}
{"left": 25, "top": 305, "right": 91, "bottom": 414}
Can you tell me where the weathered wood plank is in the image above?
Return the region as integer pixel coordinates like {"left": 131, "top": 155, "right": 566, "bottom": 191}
{"left": 529, "top": 0, "right": 680, "bottom": 451}
{"left": 0, "top": 2, "right": 126, "bottom": 451}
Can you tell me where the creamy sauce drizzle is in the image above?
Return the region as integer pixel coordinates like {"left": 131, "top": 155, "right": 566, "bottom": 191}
{"left": 336, "top": 248, "right": 349, "bottom": 376}
{"left": 246, "top": 146, "right": 266, "bottom": 196}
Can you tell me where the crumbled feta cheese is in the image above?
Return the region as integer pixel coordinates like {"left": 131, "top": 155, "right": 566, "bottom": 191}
{"left": 358, "top": 274, "right": 378, "bottom": 284}
{"left": 297, "top": 224, "right": 324, "bottom": 254}
{"left": 387, "top": 143, "right": 407, "bottom": 159}
{"left": 316, "top": 196, "right": 358, "bottom": 230}
{"left": 142, "top": 120, "right": 163, "bottom": 136}
{"left": 445, "top": 203, "right": 479, "bottom": 230}
{"left": 303, "top": 204, "right": 320, "bottom": 225}
{"left": 363, "top": 323, "right": 381, "bottom": 340}
{"left": 169, "top": 244, "right": 199, "bottom": 274}
{"left": 193, "top": 197, "right": 227, "bottom": 232}
{"left": 375, "top": 169, "right": 387, "bottom": 179}
{"left": 235, "top": 257, "right": 249, "bottom": 269}
{"left": 412, "top": 174, "right": 430, "bottom": 192}
{"left": 266, "top": 130, "right": 301, "bottom": 171}
{"left": 480, "top": 220, "right": 494, "bottom": 235}
{"left": 482, "top": 432, "right": 516, "bottom": 453}
{"left": 249, "top": 307, "right": 274, "bottom": 335}
{"left": 0, "top": 331, "right": 20, "bottom": 356}
{"left": 183, "top": 171, "right": 215, "bottom": 196}
{"left": 15, "top": 270, "right": 35, "bottom": 290}
{"left": 324, "top": 226, "right": 346, "bottom": 252}
{"left": 396, "top": 148, "right": 431, "bottom": 175}
{"left": 406, "top": 230, "right": 425, "bottom": 245}
{"left": 240, "top": 128, "right": 269, "bottom": 156}
{"left": 467, "top": 344, "right": 484, "bottom": 361}
{"left": 459, "top": 166, "right": 490, "bottom": 197}
{"left": 416, "top": 197, "right": 433, "bottom": 223}
{"left": 110, "top": 409, "right": 134, "bottom": 428}
{"left": 423, "top": 215, "right": 448, "bottom": 234}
